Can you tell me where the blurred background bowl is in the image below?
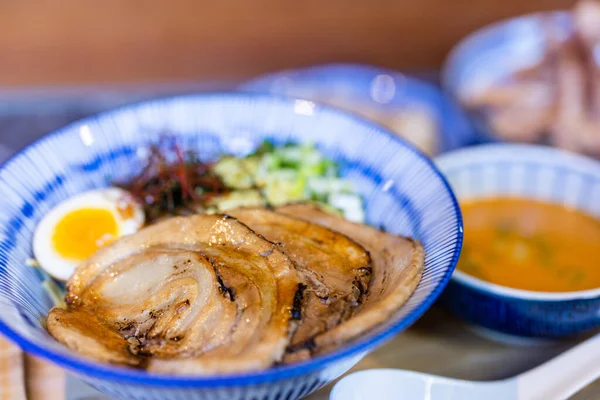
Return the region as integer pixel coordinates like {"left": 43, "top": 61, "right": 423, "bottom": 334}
{"left": 442, "top": 11, "right": 571, "bottom": 145}
{"left": 436, "top": 143, "right": 600, "bottom": 340}
{"left": 241, "top": 63, "right": 475, "bottom": 156}
{"left": 0, "top": 92, "right": 462, "bottom": 400}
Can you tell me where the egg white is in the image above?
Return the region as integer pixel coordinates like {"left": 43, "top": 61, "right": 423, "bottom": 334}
{"left": 33, "top": 187, "right": 145, "bottom": 281}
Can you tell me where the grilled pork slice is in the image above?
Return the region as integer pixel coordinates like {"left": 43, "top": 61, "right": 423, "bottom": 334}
{"left": 277, "top": 203, "right": 425, "bottom": 354}
{"left": 226, "top": 208, "right": 371, "bottom": 358}
{"left": 47, "top": 214, "right": 300, "bottom": 374}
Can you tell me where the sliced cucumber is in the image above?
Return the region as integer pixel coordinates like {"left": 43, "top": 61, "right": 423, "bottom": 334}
{"left": 215, "top": 141, "right": 364, "bottom": 222}
{"left": 209, "top": 190, "right": 266, "bottom": 211}
{"left": 213, "top": 156, "right": 260, "bottom": 189}
{"left": 307, "top": 177, "right": 352, "bottom": 196}
{"left": 328, "top": 193, "right": 365, "bottom": 223}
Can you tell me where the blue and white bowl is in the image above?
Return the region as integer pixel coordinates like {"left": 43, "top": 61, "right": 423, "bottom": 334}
{"left": 442, "top": 11, "right": 571, "bottom": 143}
{"left": 0, "top": 93, "right": 462, "bottom": 399}
{"left": 436, "top": 144, "right": 600, "bottom": 339}
{"left": 241, "top": 63, "right": 475, "bottom": 154}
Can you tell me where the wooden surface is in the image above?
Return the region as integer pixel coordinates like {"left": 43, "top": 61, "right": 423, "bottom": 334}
{"left": 1, "top": 0, "right": 573, "bottom": 87}
{"left": 306, "top": 307, "right": 600, "bottom": 400}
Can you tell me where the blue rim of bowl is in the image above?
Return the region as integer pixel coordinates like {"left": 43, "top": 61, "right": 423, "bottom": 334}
{"left": 0, "top": 91, "right": 463, "bottom": 387}
{"left": 436, "top": 143, "right": 600, "bottom": 302}
{"left": 240, "top": 62, "right": 476, "bottom": 152}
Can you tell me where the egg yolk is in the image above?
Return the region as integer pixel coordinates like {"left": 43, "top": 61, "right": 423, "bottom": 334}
{"left": 52, "top": 208, "right": 119, "bottom": 261}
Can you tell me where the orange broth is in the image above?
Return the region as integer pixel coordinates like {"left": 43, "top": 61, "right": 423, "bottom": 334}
{"left": 458, "top": 198, "right": 600, "bottom": 292}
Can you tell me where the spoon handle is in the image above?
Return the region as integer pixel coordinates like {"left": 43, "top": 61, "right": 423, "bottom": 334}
{"left": 516, "top": 333, "right": 600, "bottom": 400}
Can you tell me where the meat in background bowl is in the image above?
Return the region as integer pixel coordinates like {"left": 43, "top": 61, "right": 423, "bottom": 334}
{"left": 443, "top": 3, "right": 600, "bottom": 156}
{"left": 0, "top": 93, "right": 462, "bottom": 400}
{"left": 436, "top": 144, "right": 600, "bottom": 340}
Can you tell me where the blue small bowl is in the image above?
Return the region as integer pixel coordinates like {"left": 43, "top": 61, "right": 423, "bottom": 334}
{"left": 241, "top": 63, "right": 475, "bottom": 154}
{"left": 0, "top": 93, "right": 462, "bottom": 399}
{"left": 442, "top": 11, "right": 571, "bottom": 143}
{"left": 436, "top": 144, "right": 600, "bottom": 339}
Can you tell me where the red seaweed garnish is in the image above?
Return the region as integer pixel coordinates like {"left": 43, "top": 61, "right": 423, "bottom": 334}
{"left": 118, "top": 137, "right": 229, "bottom": 223}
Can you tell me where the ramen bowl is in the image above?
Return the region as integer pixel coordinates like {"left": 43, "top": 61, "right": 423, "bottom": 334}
{"left": 0, "top": 93, "right": 462, "bottom": 399}
{"left": 437, "top": 144, "right": 600, "bottom": 340}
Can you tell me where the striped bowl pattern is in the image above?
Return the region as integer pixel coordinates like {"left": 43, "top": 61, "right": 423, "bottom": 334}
{"left": 437, "top": 144, "right": 600, "bottom": 338}
{"left": 0, "top": 93, "right": 462, "bottom": 399}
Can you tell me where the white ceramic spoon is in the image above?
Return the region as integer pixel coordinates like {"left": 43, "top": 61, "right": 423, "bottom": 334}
{"left": 330, "top": 333, "right": 600, "bottom": 400}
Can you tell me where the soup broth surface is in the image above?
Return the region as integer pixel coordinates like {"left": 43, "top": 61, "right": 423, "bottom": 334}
{"left": 458, "top": 198, "right": 600, "bottom": 292}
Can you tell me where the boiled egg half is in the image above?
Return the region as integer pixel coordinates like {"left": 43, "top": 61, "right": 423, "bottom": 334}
{"left": 33, "top": 187, "right": 145, "bottom": 281}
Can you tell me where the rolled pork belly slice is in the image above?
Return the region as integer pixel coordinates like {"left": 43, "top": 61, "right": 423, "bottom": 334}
{"left": 47, "top": 214, "right": 300, "bottom": 374}
{"left": 277, "top": 203, "right": 425, "bottom": 354}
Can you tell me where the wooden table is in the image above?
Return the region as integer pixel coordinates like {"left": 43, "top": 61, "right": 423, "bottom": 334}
{"left": 307, "top": 306, "right": 600, "bottom": 399}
